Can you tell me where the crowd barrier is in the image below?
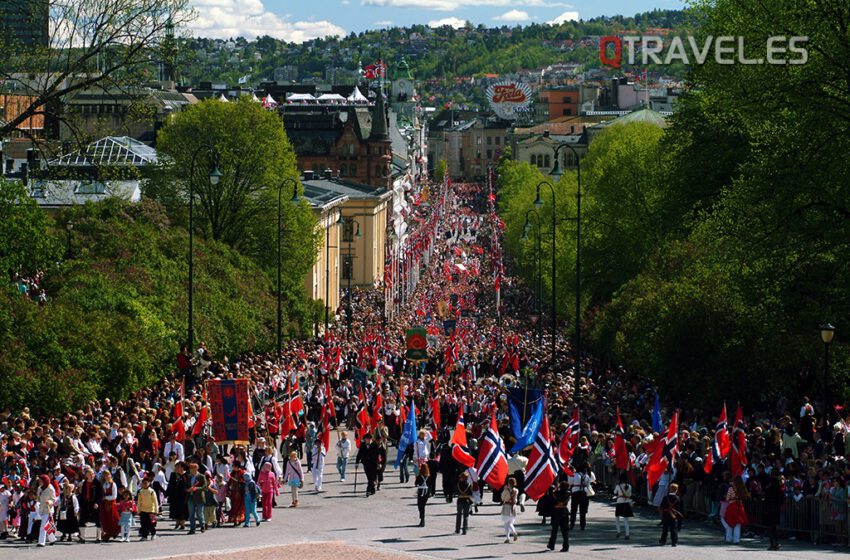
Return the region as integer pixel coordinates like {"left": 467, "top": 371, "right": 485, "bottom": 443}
{"left": 589, "top": 457, "right": 849, "bottom": 546}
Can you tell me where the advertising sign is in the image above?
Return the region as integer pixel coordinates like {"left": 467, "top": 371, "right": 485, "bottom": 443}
{"left": 486, "top": 81, "right": 533, "bottom": 120}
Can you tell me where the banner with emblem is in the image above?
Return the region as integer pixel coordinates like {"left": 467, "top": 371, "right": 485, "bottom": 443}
{"left": 207, "top": 379, "right": 251, "bottom": 445}
{"left": 405, "top": 326, "right": 429, "bottom": 361}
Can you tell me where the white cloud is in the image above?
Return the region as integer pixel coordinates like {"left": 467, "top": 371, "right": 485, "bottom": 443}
{"left": 427, "top": 17, "right": 468, "bottom": 29}
{"left": 547, "top": 10, "right": 579, "bottom": 24}
{"left": 376, "top": 20, "right": 394, "bottom": 26}
{"left": 493, "top": 9, "right": 530, "bottom": 22}
{"left": 190, "top": 0, "right": 345, "bottom": 42}
{"left": 363, "top": 0, "right": 571, "bottom": 11}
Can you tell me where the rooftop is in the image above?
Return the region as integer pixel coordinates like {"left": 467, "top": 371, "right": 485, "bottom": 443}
{"left": 50, "top": 136, "right": 158, "bottom": 167}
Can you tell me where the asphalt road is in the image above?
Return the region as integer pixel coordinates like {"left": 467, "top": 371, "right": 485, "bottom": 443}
{"left": 4, "top": 434, "right": 840, "bottom": 560}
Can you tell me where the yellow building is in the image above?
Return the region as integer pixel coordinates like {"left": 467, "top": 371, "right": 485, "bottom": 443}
{"left": 302, "top": 173, "right": 392, "bottom": 289}
{"left": 301, "top": 182, "right": 348, "bottom": 325}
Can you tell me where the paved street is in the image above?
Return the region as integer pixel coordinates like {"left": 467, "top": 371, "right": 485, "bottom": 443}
{"left": 4, "top": 435, "right": 838, "bottom": 560}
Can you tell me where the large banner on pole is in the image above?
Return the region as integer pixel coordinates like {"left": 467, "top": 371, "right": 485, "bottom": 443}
{"left": 405, "top": 326, "right": 428, "bottom": 361}
{"left": 207, "top": 379, "right": 251, "bottom": 445}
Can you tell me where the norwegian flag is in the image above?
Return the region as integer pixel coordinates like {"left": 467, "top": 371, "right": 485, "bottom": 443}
{"left": 525, "top": 414, "right": 558, "bottom": 501}
{"left": 355, "top": 400, "right": 371, "bottom": 447}
{"left": 475, "top": 413, "right": 508, "bottom": 488}
{"left": 558, "top": 407, "right": 580, "bottom": 469}
{"left": 44, "top": 515, "right": 56, "bottom": 537}
{"left": 730, "top": 404, "right": 748, "bottom": 477}
{"left": 450, "top": 411, "right": 475, "bottom": 467}
{"left": 280, "top": 393, "right": 296, "bottom": 436}
{"left": 325, "top": 380, "right": 336, "bottom": 420}
{"left": 363, "top": 60, "right": 386, "bottom": 80}
{"left": 172, "top": 399, "right": 186, "bottom": 441}
{"left": 614, "top": 406, "right": 631, "bottom": 471}
{"left": 704, "top": 403, "right": 732, "bottom": 474}
{"left": 647, "top": 411, "right": 679, "bottom": 490}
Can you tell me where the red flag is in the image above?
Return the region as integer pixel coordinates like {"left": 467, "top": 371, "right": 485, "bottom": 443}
{"left": 730, "top": 404, "right": 748, "bottom": 477}
{"left": 525, "top": 415, "right": 558, "bottom": 500}
{"left": 325, "top": 380, "right": 336, "bottom": 420}
{"left": 320, "top": 405, "right": 331, "bottom": 453}
{"left": 356, "top": 405, "right": 371, "bottom": 446}
{"left": 247, "top": 398, "right": 255, "bottom": 429}
{"left": 372, "top": 391, "right": 384, "bottom": 430}
{"left": 558, "top": 408, "right": 580, "bottom": 468}
{"left": 704, "top": 403, "right": 731, "bottom": 474}
{"left": 172, "top": 399, "right": 185, "bottom": 440}
{"left": 450, "top": 411, "right": 475, "bottom": 467}
{"left": 647, "top": 411, "right": 679, "bottom": 490}
{"left": 614, "top": 407, "right": 630, "bottom": 471}
{"left": 192, "top": 406, "right": 208, "bottom": 437}
{"left": 475, "top": 413, "right": 508, "bottom": 488}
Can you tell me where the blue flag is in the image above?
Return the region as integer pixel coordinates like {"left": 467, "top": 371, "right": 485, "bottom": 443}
{"left": 394, "top": 397, "right": 417, "bottom": 469}
{"left": 508, "top": 397, "right": 544, "bottom": 454}
{"left": 652, "top": 393, "right": 663, "bottom": 434}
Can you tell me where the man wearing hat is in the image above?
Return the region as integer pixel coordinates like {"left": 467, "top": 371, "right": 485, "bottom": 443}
{"left": 356, "top": 433, "right": 380, "bottom": 496}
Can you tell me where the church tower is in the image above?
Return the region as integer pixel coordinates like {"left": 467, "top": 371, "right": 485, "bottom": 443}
{"left": 367, "top": 90, "right": 392, "bottom": 189}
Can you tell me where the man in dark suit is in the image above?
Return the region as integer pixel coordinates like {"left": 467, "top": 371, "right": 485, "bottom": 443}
{"left": 659, "top": 483, "right": 682, "bottom": 546}
{"left": 356, "top": 433, "right": 379, "bottom": 496}
{"left": 548, "top": 480, "right": 570, "bottom": 551}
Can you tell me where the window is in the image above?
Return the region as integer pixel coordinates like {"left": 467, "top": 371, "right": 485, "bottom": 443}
{"left": 342, "top": 220, "right": 354, "bottom": 242}
{"left": 349, "top": 144, "right": 355, "bottom": 156}
{"left": 75, "top": 181, "right": 106, "bottom": 195}
{"left": 563, "top": 96, "right": 571, "bottom": 103}
{"left": 486, "top": 136, "right": 492, "bottom": 145}
{"left": 349, "top": 163, "right": 356, "bottom": 176}
{"left": 495, "top": 136, "right": 501, "bottom": 145}
{"left": 476, "top": 137, "right": 482, "bottom": 145}
{"left": 486, "top": 149, "right": 492, "bottom": 160}
{"left": 544, "top": 155, "right": 550, "bottom": 168}
{"left": 563, "top": 108, "right": 572, "bottom": 116}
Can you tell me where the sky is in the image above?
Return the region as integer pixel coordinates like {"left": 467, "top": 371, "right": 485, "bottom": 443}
{"left": 189, "top": 0, "right": 686, "bottom": 42}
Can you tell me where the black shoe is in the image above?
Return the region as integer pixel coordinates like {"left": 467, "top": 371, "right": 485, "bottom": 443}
{"left": 462, "top": 530, "right": 466, "bottom": 535}
{"left": 547, "top": 544, "right": 555, "bottom": 550}
{"left": 561, "top": 547, "right": 569, "bottom": 552}
{"left": 418, "top": 520, "right": 425, "bottom": 527}
{"left": 455, "top": 530, "right": 460, "bottom": 534}
{"left": 187, "top": 530, "right": 196, "bottom": 535}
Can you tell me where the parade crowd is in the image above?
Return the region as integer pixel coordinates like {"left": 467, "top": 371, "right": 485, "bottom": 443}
{"left": 1, "top": 179, "right": 848, "bottom": 552}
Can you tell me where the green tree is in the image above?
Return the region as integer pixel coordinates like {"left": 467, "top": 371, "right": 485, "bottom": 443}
{"left": 434, "top": 159, "right": 447, "bottom": 183}
{"left": 0, "top": 179, "right": 61, "bottom": 276}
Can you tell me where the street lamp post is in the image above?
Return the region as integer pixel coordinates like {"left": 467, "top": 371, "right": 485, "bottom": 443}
{"left": 275, "top": 178, "right": 300, "bottom": 361}
{"left": 550, "top": 143, "right": 582, "bottom": 398}
{"left": 344, "top": 218, "right": 361, "bottom": 341}
{"left": 533, "top": 181, "right": 557, "bottom": 370}
{"left": 187, "top": 145, "right": 222, "bottom": 353}
{"left": 65, "top": 221, "right": 74, "bottom": 259}
{"left": 522, "top": 209, "right": 543, "bottom": 345}
{"left": 820, "top": 323, "right": 835, "bottom": 417}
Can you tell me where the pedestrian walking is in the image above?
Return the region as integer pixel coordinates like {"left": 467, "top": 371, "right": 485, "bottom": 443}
{"left": 242, "top": 472, "right": 261, "bottom": 527}
{"left": 614, "top": 473, "right": 634, "bottom": 539}
{"left": 455, "top": 471, "right": 472, "bottom": 534}
{"left": 312, "top": 437, "right": 326, "bottom": 492}
{"left": 136, "top": 478, "right": 159, "bottom": 541}
{"left": 415, "top": 463, "right": 430, "bottom": 527}
{"left": 547, "top": 480, "right": 570, "bottom": 551}
{"left": 501, "top": 477, "right": 519, "bottom": 544}
{"left": 569, "top": 465, "right": 594, "bottom": 531}
{"left": 186, "top": 462, "right": 208, "bottom": 534}
{"left": 659, "top": 482, "right": 682, "bottom": 547}
{"left": 99, "top": 470, "right": 120, "bottom": 542}
{"left": 336, "top": 431, "right": 351, "bottom": 482}
{"left": 763, "top": 469, "right": 783, "bottom": 550}
{"left": 77, "top": 468, "right": 102, "bottom": 542}
{"left": 116, "top": 489, "right": 136, "bottom": 542}
{"left": 724, "top": 476, "right": 750, "bottom": 545}
{"left": 257, "top": 463, "right": 278, "bottom": 520}
{"left": 356, "top": 433, "right": 380, "bottom": 496}
{"left": 56, "top": 482, "right": 79, "bottom": 542}
{"left": 284, "top": 451, "right": 304, "bottom": 507}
